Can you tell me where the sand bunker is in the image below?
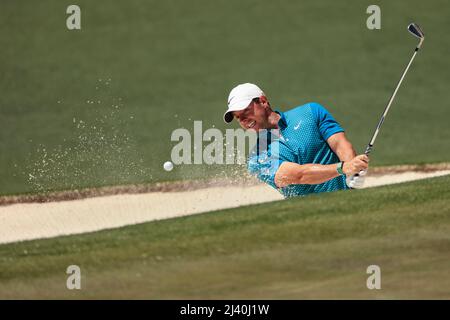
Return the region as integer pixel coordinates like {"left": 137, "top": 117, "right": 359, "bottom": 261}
{"left": 0, "top": 168, "right": 449, "bottom": 244}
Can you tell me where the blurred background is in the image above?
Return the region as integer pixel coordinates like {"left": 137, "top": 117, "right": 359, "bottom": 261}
{"left": 1, "top": 0, "right": 449, "bottom": 195}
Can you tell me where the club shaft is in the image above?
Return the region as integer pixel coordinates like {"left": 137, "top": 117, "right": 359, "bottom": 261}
{"left": 364, "top": 48, "right": 420, "bottom": 156}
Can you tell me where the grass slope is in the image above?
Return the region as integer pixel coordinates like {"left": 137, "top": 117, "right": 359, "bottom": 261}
{"left": 1, "top": 0, "right": 450, "bottom": 195}
{"left": 0, "top": 175, "right": 449, "bottom": 299}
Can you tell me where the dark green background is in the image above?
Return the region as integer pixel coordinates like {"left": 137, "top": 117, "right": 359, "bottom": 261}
{"left": 1, "top": 0, "right": 449, "bottom": 195}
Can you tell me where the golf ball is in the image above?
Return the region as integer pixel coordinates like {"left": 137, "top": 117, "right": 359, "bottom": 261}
{"left": 163, "top": 161, "right": 174, "bottom": 171}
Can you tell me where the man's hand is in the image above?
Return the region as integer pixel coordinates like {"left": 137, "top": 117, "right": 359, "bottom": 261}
{"left": 346, "top": 169, "right": 367, "bottom": 189}
{"left": 342, "top": 155, "right": 369, "bottom": 176}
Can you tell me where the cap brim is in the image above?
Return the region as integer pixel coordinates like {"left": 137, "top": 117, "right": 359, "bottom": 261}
{"left": 223, "top": 111, "right": 234, "bottom": 123}
{"left": 223, "top": 98, "right": 253, "bottom": 123}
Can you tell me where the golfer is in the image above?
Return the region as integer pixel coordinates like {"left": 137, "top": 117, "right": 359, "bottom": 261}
{"left": 223, "top": 83, "right": 369, "bottom": 197}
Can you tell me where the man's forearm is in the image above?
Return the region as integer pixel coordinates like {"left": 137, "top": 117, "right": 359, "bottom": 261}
{"left": 275, "top": 162, "right": 340, "bottom": 187}
{"left": 335, "top": 140, "right": 356, "bottom": 162}
{"left": 295, "top": 163, "right": 341, "bottom": 184}
{"left": 327, "top": 132, "right": 357, "bottom": 162}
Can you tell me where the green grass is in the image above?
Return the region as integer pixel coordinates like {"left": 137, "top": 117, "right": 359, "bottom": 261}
{"left": 0, "top": 175, "right": 449, "bottom": 299}
{"left": 1, "top": 0, "right": 449, "bottom": 195}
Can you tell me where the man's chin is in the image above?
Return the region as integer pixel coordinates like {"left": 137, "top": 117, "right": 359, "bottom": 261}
{"left": 243, "top": 123, "right": 267, "bottom": 132}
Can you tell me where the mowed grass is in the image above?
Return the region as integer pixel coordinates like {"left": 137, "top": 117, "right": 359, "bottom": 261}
{"left": 0, "top": 175, "right": 449, "bottom": 299}
{"left": 1, "top": 0, "right": 450, "bottom": 195}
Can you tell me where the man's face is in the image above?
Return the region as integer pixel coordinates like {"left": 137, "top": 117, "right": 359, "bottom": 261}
{"left": 232, "top": 97, "right": 271, "bottom": 131}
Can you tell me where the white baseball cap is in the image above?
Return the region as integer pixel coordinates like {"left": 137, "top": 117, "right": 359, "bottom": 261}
{"left": 223, "top": 83, "right": 264, "bottom": 123}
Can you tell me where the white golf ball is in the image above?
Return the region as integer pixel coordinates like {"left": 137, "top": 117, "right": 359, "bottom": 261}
{"left": 163, "top": 161, "right": 174, "bottom": 171}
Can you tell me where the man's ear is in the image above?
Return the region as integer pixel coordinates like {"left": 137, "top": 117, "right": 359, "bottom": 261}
{"left": 259, "top": 95, "right": 271, "bottom": 108}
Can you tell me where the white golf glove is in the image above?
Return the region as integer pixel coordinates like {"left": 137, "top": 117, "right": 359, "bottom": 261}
{"left": 346, "top": 169, "right": 368, "bottom": 189}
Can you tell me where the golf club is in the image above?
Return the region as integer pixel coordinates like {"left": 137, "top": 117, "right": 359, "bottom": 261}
{"left": 364, "top": 22, "right": 425, "bottom": 156}
{"left": 348, "top": 23, "right": 425, "bottom": 187}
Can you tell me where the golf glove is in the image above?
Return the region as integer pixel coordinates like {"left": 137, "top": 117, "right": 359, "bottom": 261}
{"left": 346, "top": 169, "right": 367, "bottom": 189}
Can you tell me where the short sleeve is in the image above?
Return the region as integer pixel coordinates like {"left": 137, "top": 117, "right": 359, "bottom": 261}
{"left": 309, "top": 102, "right": 344, "bottom": 140}
{"left": 248, "top": 139, "right": 296, "bottom": 190}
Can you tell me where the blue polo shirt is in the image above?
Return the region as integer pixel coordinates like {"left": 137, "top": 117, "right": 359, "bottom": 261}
{"left": 248, "top": 102, "right": 349, "bottom": 198}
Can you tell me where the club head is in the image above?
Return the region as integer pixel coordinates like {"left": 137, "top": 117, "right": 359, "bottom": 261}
{"left": 408, "top": 23, "right": 425, "bottom": 39}
{"left": 408, "top": 23, "right": 425, "bottom": 49}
